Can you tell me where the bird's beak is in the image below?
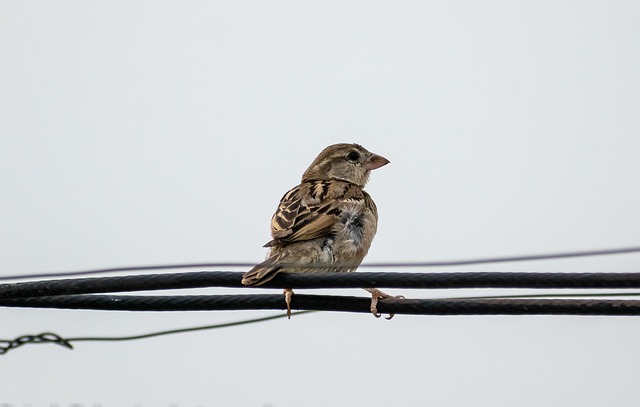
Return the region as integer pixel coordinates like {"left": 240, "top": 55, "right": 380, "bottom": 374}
{"left": 366, "top": 153, "right": 390, "bottom": 170}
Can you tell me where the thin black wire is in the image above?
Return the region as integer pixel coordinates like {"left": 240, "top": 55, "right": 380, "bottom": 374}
{"left": 2, "top": 245, "right": 638, "bottom": 281}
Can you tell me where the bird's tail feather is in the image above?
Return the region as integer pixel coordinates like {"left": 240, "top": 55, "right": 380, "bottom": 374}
{"left": 242, "top": 256, "right": 282, "bottom": 286}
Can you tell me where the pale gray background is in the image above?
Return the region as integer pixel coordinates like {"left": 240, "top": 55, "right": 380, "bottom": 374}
{"left": 1, "top": 1, "right": 640, "bottom": 406}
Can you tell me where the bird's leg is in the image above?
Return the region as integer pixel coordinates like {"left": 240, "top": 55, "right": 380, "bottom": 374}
{"left": 365, "top": 288, "right": 404, "bottom": 320}
{"left": 284, "top": 288, "right": 294, "bottom": 319}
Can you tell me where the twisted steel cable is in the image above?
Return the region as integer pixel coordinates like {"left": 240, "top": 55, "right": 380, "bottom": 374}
{"left": 2, "top": 294, "right": 640, "bottom": 315}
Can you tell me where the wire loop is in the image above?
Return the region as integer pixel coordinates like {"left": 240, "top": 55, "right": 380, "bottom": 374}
{"left": 0, "top": 332, "right": 73, "bottom": 355}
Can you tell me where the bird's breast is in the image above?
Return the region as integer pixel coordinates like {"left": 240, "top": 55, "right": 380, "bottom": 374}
{"left": 333, "top": 203, "right": 377, "bottom": 264}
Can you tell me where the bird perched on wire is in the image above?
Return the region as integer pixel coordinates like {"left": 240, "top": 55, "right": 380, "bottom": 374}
{"left": 242, "top": 143, "right": 398, "bottom": 318}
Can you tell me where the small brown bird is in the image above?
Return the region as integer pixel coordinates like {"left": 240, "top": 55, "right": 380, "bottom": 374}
{"left": 242, "top": 143, "right": 396, "bottom": 318}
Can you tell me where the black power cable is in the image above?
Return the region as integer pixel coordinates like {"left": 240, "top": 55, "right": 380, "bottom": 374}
{"left": 1, "top": 271, "right": 640, "bottom": 300}
{"left": 2, "top": 293, "right": 640, "bottom": 315}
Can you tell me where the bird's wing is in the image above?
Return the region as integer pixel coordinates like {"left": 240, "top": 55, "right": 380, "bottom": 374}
{"left": 264, "top": 180, "right": 364, "bottom": 247}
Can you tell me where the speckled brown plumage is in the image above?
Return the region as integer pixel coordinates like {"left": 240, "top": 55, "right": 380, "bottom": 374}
{"left": 242, "top": 143, "right": 397, "bottom": 318}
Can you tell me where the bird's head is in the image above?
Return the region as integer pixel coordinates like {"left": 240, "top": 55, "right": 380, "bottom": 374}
{"left": 301, "top": 143, "right": 389, "bottom": 187}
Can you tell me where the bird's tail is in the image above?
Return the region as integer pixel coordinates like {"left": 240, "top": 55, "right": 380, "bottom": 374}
{"left": 241, "top": 256, "right": 282, "bottom": 286}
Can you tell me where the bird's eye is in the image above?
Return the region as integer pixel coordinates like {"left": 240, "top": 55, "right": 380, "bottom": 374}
{"left": 347, "top": 151, "right": 360, "bottom": 162}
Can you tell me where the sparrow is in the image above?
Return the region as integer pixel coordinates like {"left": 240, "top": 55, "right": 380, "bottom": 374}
{"left": 242, "top": 143, "right": 397, "bottom": 318}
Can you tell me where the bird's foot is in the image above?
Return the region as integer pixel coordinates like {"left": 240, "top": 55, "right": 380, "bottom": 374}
{"left": 365, "top": 288, "right": 405, "bottom": 320}
{"left": 284, "top": 288, "right": 294, "bottom": 319}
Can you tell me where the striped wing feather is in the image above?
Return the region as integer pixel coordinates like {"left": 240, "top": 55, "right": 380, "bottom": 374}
{"left": 264, "top": 180, "right": 363, "bottom": 247}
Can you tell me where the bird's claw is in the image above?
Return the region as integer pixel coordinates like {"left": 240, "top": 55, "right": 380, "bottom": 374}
{"left": 384, "top": 295, "right": 406, "bottom": 320}
{"left": 284, "top": 288, "right": 293, "bottom": 319}
{"left": 368, "top": 288, "right": 404, "bottom": 320}
{"left": 370, "top": 295, "right": 382, "bottom": 318}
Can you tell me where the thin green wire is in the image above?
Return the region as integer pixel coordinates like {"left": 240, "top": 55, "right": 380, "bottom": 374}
{"left": 68, "top": 310, "right": 317, "bottom": 342}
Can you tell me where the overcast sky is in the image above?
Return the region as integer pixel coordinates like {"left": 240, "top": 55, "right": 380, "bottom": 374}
{"left": 1, "top": 1, "right": 640, "bottom": 406}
